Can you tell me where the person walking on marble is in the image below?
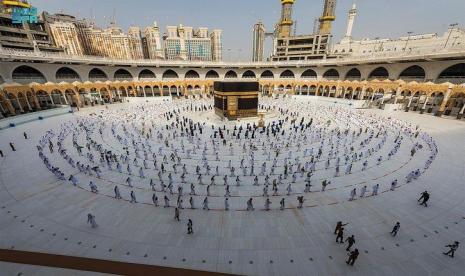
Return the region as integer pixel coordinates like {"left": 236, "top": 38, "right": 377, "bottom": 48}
{"left": 164, "top": 195, "right": 170, "bottom": 208}
{"left": 418, "top": 191, "right": 430, "bottom": 207}
{"left": 334, "top": 221, "right": 348, "bottom": 235}
{"left": 69, "top": 174, "right": 78, "bottom": 186}
{"left": 130, "top": 190, "right": 137, "bottom": 203}
{"left": 346, "top": 249, "right": 359, "bottom": 266}
{"left": 224, "top": 198, "right": 229, "bottom": 211}
{"left": 174, "top": 207, "right": 180, "bottom": 221}
{"left": 391, "top": 222, "right": 400, "bottom": 237}
{"left": 87, "top": 213, "right": 98, "bottom": 228}
{"left": 280, "top": 198, "right": 285, "bottom": 210}
{"left": 247, "top": 198, "right": 254, "bottom": 211}
{"left": 114, "top": 186, "right": 122, "bottom": 199}
{"left": 371, "top": 184, "right": 379, "bottom": 196}
{"left": 349, "top": 188, "right": 357, "bottom": 201}
{"left": 297, "top": 196, "right": 304, "bottom": 209}
{"left": 152, "top": 193, "right": 158, "bottom": 207}
{"left": 360, "top": 185, "right": 367, "bottom": 198}
{"left": 203, "top": 197, "right": 209, "bottom": 210}
{"left": 443, "top": 241, "right": 459, "bottom": 258}
{"left": 336, "top": 227, "right": 345, "bottom": 243}
{"left": 345, "top": 235, "right": 356, "bottom": 251}
{"left": 390, "top": 179, "right": 398, "bottom": 191}
{"left": 9, "top": 142, "right": 16, "bottom": 152}
{"left": 187, "top": 219, "right": 194, "bottom": 234}
{"left": 265, "top": 198, "right": 271, "bottom": 211}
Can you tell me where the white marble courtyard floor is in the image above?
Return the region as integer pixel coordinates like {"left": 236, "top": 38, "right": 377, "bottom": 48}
{"left": 0, "top": 99, "right": 464, "bottom": 276}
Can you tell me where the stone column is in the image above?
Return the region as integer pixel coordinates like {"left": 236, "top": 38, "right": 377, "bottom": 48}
{"left": 143, "top": 87, "right": 147, "bottom": 98}
{"left": 420, "top": 96, "right": 429, "bottom": 114}
{"left": 33, "top": 94, "right": 41, "bottom": 110}
{"left": 49, "top": 94, "right": 55, "bottom": 105}
{"left": 436, "top": 87, "right": 452, "bottom": 117}
{"left": 25, "top": 96, "right": 32, "bottom": 110}
{"left": 5, "top": 99, "right": 15, "bottom": 115}
{"left": 360, "top": 86, "right": 366, "bottom": 100}
{"left": 457, "top": 103, "right": 465, "bottom": 119}
{"left": 406, "top": 96, "right": 413, "bottom": 112}
{"left": 16, "top": 97, "right": 24, "bottom": 113}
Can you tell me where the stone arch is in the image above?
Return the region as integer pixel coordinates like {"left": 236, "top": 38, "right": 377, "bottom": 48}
{"left": 309, "top": 85, "right": 317, "bottom": 96}
{"left": 206, "top": 70, "right": 219, "bottom": 79}
{"left": 185, "top": 70, "right": 200, "bottom": 79}
{"left": 260, "top": 70, "right": 274, "bottom": 79}
{"left": 399, "top": 65, "right": 426, "bottom": 81}
{"left": 114, "top": 69, "right": 133, "bottom": 80}
{"left": 345, "top": 68, "right": 361, "bottom": 80}
{"left": 12, "top": 65, "right": 47, "bottom": 84}
{"left": 64, "top": 89, "right": 78, "bottom": 106}
{"left": 323, "top": 69, "right": 340, "bottom": 80}
{"left": 301, "top": 69, "right": 317, "bottom": 79}
{"left": 50, "top": 89, "right": 65, "bottom": 105}
{"left": 444, "top": 92, "right": 465, "bottom": 116}
{"left": 170, "top": 85, "right": 178, "bottom": 96}
{"left": 163, "top": 69, "right": 179, "bottom": 79}
{"left": 88, "top": 68, "right": 107, "bottom": 80}
{"left": 368, "top": 67, "right": 389, "bottom": 80}
{"left": 437, "top": 63, "right": 465, "bottom": 84}
{"left": 16, "top": 92, "right": 31, "bottom": 112}
{"left": 301, "top": 85, "right": 309, "bottom": 95}
{"left": 280, "top": 70, "right": 295, "bottom": 79}
{"left": 225, "top": 70, "right": 238, "bottom": 78}
{"left": 35, "top": 90, "right": 53, "bottom": 108}
{"left": 138, "top": 69, "right": 156, "bottom": 80}
{"left": 162, "top": 85, "right": 170, "bottom": 96}
{"left": 56, "top": 67, "right": 81, "bottom": 82}
{"left": 242, "top": 70, "right": 256, "bottom": 78}
{"left": 143, "top": 85, "right": 153, "bottom": 97}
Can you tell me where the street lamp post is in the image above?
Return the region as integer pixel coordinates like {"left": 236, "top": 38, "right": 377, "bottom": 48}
{"left": 444, "top": 23, "right": 459, "bottom": 48}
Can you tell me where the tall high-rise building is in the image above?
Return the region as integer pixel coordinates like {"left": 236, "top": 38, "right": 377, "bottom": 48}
{"left": 42, "top": 12, "right": 92, "bottom": 55}
{"left": 144, "top": 22, "right": 164, "bottom": 59}
{"left": 210, "top": 29, "right": 222, "bottom": 61}
{"left": 128, "top": 26, "right": 144, "bottom": 60}
{"left": 319, "top": 0, "right": 337, "bottom": 35}
{"left": 48, "top": 21, "right": 84, "bottom": 55}
{"left": 252, "top": 21, "right": 266, "bottom": 61}
{"left": 278, "top": 0, "right": 295, "bottom": 38}
{"left": 104, "top": 24, "right": 132, "bottom": 59}
{"left": 164, "top": 25, "right": 187, "bottom": 60}
{"left": 164, "top": 24, "right": 219, "bottom": 61}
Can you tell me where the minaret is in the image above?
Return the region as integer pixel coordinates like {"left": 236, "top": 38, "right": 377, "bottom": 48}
{"left": 344, "top": 2, "right": 357, "bottom": 38}
{"left": 318, "top": 0, "right": 337, "bottom": 35}
{"left": 278, "top": 0, "right": 295, "bottom": 38}
{"left": 252, "top": 21, "right": 266, "bottom": 61}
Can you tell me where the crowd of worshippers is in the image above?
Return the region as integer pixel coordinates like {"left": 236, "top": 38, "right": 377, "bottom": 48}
{"left": 34, "top": 98, "right": 437, "bottom": 214}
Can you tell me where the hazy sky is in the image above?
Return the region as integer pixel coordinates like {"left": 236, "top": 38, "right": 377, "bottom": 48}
{"left": 32, "top": 0, "right": 465, "bottom": 60}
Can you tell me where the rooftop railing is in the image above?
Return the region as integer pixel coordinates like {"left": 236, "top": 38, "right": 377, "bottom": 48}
{"left": 1, "top": 45, "right": 465, "bottom": 67}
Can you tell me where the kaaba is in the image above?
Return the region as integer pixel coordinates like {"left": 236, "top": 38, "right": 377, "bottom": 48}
{"left": 214, "top": 81, "right": 259, "bottom": 120}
